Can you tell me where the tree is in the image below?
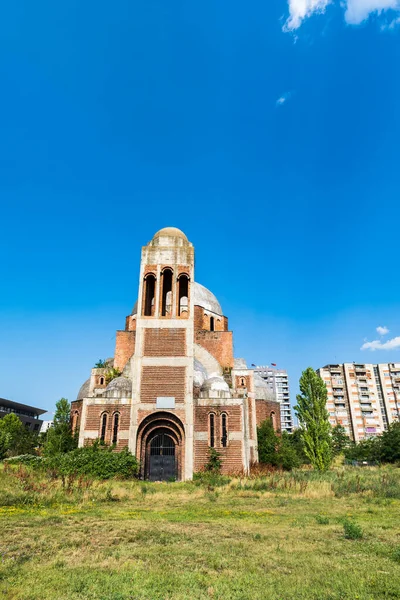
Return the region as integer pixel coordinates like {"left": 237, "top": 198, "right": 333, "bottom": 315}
{"left": 295, "top": 367, "right": 332, "bottom": 471}
{"left": 257, "top": 420, "right": 301, "bottom": 470}
{"left": 379, "top": 421, "right": 400, "bottom": 463}
{"left": 43, "top": 398, "right": 78, "bottom": 456}
{"left": 94, "top": 359, "right": 107, "bottom": 368}
{"left": 0, "top": 413, "right": 37, "bottom": 458}
{"left": 257, "top": 419, "right": 279, "bottom": 467}
{"left": 54, "top": 398, "right": 71, "bottom": 425}
{"left": 331, "top": 424, "right": 351, "bottom": 456}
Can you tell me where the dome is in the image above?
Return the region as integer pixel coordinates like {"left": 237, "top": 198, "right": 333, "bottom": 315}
{"left": 253, "top": 373, "right": 274, "bottom": 401}
{"left": 194, "top": 358, "right": 207, "bottom": 388}
{"left": 201, "top": 374, "right": 229, "bottom": 392}
{"left": 152, "top": 227, "right": 188, "bottom": 242}
{"left": 106, "top": 376, "right": 132, "bottom": 393}
{"left": 193, "top": 282, "right": 223, "bottom": 316}
{"left": 76, "top": 378, "right": 90, "bottom": 400}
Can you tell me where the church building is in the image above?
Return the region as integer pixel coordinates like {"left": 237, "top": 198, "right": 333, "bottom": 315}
{"left": 71, "top": 227, "right": 280, "bottom": 480}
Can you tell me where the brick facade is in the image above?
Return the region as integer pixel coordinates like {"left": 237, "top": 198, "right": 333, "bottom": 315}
{"left": 144, "top": 328, "right": 186, "bottom": 357}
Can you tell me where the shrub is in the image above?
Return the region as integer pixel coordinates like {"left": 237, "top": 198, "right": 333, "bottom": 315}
{"left": 45, "top": 445, "right": 139, "bottom": 480}
{"left": 392, "top": 546, "right": 400, "bottom": 563}
{"left": 4, "top": 454, "right": 43, "bottom": 467}
{"left": 343, "top": 519, "right": 363, "bottom": 540}
{"left": 316, "top": 514, "right": 329, "bottom": 525}
{"left": 204, "top": 447, "right": 222, "bottom": 474}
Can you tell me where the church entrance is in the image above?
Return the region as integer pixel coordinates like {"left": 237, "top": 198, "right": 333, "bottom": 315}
{"left": 148, "top": 432, "right": 176, "bottom": 481}
{"left": 137, "top": 412, "right": 185, "bottom": 481}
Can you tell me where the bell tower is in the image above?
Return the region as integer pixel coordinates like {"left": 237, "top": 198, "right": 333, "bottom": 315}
{"left": 128, "top": 228, "right": 195, "bottom": 480}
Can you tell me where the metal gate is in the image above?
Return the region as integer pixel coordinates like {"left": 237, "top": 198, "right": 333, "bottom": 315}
{"left": 148, "top": 433, "right": 176, "bottom": 481}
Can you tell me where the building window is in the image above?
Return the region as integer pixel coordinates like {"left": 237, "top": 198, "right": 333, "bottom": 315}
{"left": 161, "top": 269, "right": 173, "bottom": 316}
{"left": 143, "top": 274, "right": 156, "bottom": 316}
{"left": 270, "top": 411, "right": 276, "bottom": 429}
{"left": 221, "top": 413, "right": 228, "bottom": 447}
{"left": 72, "top": 410, "right": 79, "bottom": 434}
{"left": 100, "top": 377, "right": 104, "bottom": 385}
{"left": 112, "top": 413, "right": 119, "bottom": 444}
{"left": 240, "top": 377, "right": 246, "bottom": 387}
{"left": 209, "top": 413, "right": 215, "bottom": 448}
{"left": 178, "top": 274, "right": 189, "bottom": 316}
{"left": 100, "top": 413, "right": 108, "bottom": 442}
{"left": 210, "top": 316, "right": 215, "bottom": 331}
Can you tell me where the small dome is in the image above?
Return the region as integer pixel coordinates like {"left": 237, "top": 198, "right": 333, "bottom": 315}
{"left": 106, "top": 377, "right": 132, "bottom": 392}
{"left": 194, "top": 358, "right": 207, "bottom": 388}
{"left": 201, "top": 374, "right": 229, "bottom": 392}
{"left": 76, "top": 378, "right": 90, "bottom": 400}
{"left": 193, "top": 282, "right": 223, "bottom": 316}
{"left": 152, "top": 227, "right": 188, "bottom": 241}
{"left": 254, "top": 373, "right": 268, "bottom": 388}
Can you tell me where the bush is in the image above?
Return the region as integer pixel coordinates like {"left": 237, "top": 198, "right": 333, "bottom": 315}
{"left": 45, "top": 445, "right": 139, "bottom": 480}
{"left": 343, "top": 519, "right": 363, "bottom": 540}
{"left": 204, "top": 447, "right": 222, "bottom": 474}
{"left": 257, "top": 421, "right": 301, "bottom": 471}
{"left": 4, "top": 454, "right": 43, "bottom": 467}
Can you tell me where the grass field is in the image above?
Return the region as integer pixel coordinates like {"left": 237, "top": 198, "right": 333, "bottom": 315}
{"left": 1, "top": 465, "right": 400, "bottom": 600}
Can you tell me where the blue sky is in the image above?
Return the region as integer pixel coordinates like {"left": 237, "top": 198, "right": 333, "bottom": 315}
{"left": 1, "top": 1, "right": 400, "bottom": 418}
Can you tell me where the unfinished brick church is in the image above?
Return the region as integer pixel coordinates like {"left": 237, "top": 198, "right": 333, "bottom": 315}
{"left": 71, "top": 227, "right": 280, "bottom": 480}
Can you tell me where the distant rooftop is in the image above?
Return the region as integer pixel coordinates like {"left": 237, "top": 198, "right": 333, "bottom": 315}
{"left": 0, "top": 398, "right": 46, "bottom": 418}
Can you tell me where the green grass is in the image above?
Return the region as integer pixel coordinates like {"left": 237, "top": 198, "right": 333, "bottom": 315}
{"left": 1, "top": 465, "right": 400, "bottom": 599}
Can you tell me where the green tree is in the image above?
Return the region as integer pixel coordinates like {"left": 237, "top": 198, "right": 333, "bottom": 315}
{"left": 257, "top": 419, "right": 279, "bottom": 466}
{"left": 331, "top": 424, "right": 351, "bottom": 456}
{"left": 378, "top": 421, "right": 400, "bottom": 463}
{"left": 295, "top": 367, "right": 332, "bottom": 471}
{"left": 257, "top": 421, "right": 300, "bottom": 470}
{"left": 0, "top": 413, "right": 37, "bottom": 458}
{"left": 94, "top": 359, "right": 107, "bottom": 368}
{"left": 43, "top": 398, "right": 78, "bottom": 456}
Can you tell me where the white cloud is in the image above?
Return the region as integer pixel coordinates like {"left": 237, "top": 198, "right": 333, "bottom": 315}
{"left": 376, "top": 325, "right": 389, "bottom": 336}
{"left": 361, "top": 335, "right": 400, "bottom": 351}
{"left": 345, "top": 0, "right": 399, "bottom": 24}
{"left": 276, "top": 92, "right": 292, "bottom": 106}
{"left": 283, "top": 0, "right": 332, "bottom": 31}
{"left": 283, "top": 0, "right": 400, "bottom": 30}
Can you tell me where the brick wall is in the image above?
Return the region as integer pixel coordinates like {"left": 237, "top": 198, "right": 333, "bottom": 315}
{"left": 84, "top": 403, "right": 131, "bottom": 450}
{"left": 194, "top": 305, "right": 228, "bottom": 331}
{"left": 195, "top": 331, "right": 234, "bottom": 368}
{"left": 144, "top": 328, "right": 186, "bottom": 357}
{"left": 140, "top": 366, "right": 186, "bottom": 402}
{"left": 255, "top": 399, "right": 281, "bottom": 431}
{"left": 114, "top": 330, "right": 136, "bottom": 371}
{"left": 194, "top": 405, "right": 244, "bottom": 474}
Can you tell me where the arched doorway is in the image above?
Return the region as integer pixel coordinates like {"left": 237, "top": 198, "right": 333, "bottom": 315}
{"left": 147, "top": 430, "right": 176, "bottom": 481}
{"left": 136, "top": 412, "right": 185, "bottom": 481}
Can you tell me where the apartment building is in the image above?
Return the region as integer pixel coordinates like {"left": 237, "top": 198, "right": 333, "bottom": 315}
{"left": 317, "top": 363, "right": 400, "bottom": 442}
{"left": 252, "top": 366, "right": 294, "bottom": 433}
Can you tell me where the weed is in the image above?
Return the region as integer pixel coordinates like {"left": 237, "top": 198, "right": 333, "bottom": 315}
{"left": 343, "top": 519, "right": 363, "bottom": 540}
{"left": 315, "top": 515, "right": 329, "bottom": 525}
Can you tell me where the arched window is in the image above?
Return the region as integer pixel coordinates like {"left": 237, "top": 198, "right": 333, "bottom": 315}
{"left": 221, "top": 413, "right": 228, "bottom": 447}
{"left": 100, "top": 413, "right": 108, "bottom": 442}
{"left": 100, "top": 377, "right": 104, "bottom": 385}
{"left": 72, "top": 410, "right": 79, "bottom": 434}
{"left": 178, "top": 274, "right": 189, "bottom": 316}
{"left": 270, "top": 411, "right": 276, "bottom": 429}
{"left": 209, "top": 413, "right": 215, "bottom": 448}
{"left": 143, "top": 274, "right": 156, "bottom": 316}
{"left": 210, "top": 316, "right": 215, "bottom": 331}
{"left": 112, "top": 412, "right": 120, "bottom": 444}
{"left": 161, "top": 269, "right": 173, "bottom": 316}
{"left": 240, "top": 377, "right": 246, "bottom": 387}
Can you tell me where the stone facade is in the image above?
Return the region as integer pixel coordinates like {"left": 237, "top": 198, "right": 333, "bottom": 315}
{"left": 71, "top": 227, "right": 280, "bottom": 480}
